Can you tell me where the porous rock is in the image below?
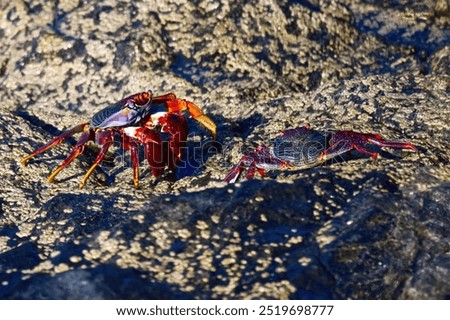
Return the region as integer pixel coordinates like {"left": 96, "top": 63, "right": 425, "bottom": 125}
{"left": 0, "top": 0, "right": 449, "bottom": 299}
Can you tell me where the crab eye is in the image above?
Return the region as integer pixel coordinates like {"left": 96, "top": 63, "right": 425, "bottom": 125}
{"left": 125, "top": 101, "right": 139, "bottom": 111}
{"left": 132, "top": 90, "right": 152, "bottom": 107}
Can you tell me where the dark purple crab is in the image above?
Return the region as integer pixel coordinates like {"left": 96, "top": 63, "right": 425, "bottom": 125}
{"left": 225, "top": 124, "right": 417, "bottom": 183}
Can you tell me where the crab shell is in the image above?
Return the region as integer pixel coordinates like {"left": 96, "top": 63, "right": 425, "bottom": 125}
{"left": 272, "top": 126, "right": 327, "bottom": 169}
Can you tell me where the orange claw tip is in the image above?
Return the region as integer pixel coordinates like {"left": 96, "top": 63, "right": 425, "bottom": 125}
{"left": 196, "top": 114, "right": 217, "bottom": 140}
{"left": 20, "top": 153, "right": 35, "bottom": 165}
{"left": 46, "top": 176, "right": 56, "bottom": 183}
{"left": 47, "top": 167, "right": 63, "bottom": 184}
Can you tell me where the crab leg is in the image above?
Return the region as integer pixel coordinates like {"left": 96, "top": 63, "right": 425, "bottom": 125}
{"left": 47, "top": 128, "right": 94, "bottom": 183}
{"left": 225, "top": 144, "right": 298, "bottom": 183}
{"left": 152, "top": 93, "right": 216, "bottom": 140}
{"left": 366, "top": 134, "right": 417, "bottom": 151}
{"left": 320, "top": 131, "right": 418, "bottom": 161}
{"left": 78, "top": 130, "right": 114, "bottom": 189}
{"left": 125, "top": 127, "right": 165, "bottom": 177}
{"left": 129, "top": 139, "right": 140, "bottom": 189}
{"left": 20, "top": 123, "right": 89, "bottom": 165}
{"left": 122, "top": 135, "right": 141, "bottom": 188}
{"left": 161, "top": 113, "right": 188, "bottom": 169}
{"left": 224, "top": 146, "right": 268, "bottom": 183}
{"left": 224, "top": 156, "right": 253, "bottom": 183}
{"left": 353, "top": 144, "right": 378, "bottom": 158}
{"left": 244, "top": 164, "right": 256, "bottom": 180}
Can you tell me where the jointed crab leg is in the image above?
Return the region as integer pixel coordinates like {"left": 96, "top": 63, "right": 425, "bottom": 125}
{"left": 224, "top": 157, "right": 253, "bottom": 183}
{"left": 47, "top": 129, "right": 94, "bottom": 183}
{"left": 20, "top": 123, "right": 89, "bottom": 165}
{"left": 319, "top": 131, "right": 418, "bottom": 161}
{"left": 122, "top": 135, "right": 141, "bottom": 188}
{"left": 224, "top": 145, "right": 289, "bottom": 183}
{"left": 170, "top": 100, "right": 216, "bottom": 140}
{"left": 129, "top": 139, "right": 140, "bottom": 189}
{"left": 224, "top": 155, "right": 270, "bottom": 183}
{"left": 125, "top": 127, "right": 165, "bottom": 178}
{"left": 78, "top": 130, "right": 114, "bottom": 189}
{"left": 365, "top": 134, "right": 417, "bottom": 151}
{"left": 242, "top": 163, "right": 267, "bottom": 180}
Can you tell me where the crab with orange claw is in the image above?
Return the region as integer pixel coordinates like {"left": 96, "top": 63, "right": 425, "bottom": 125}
{"left": 224, "top": 124, "right": 418, "bottom": 183}
{"left": 20, "top": 90, "right": 216, "bottom": 189}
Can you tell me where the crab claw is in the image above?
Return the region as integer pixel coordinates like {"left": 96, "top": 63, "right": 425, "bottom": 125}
{"left": 125, "top": 127, "right": 165, "bottom": 177}
{"left": 161, "top": 97, "right": 216, "bottom": 140}
{"left": 160, "top": 112, "right": 188, "bottom": 169}
{"left": 319, "top": 130, "right": 418, "bottom": 161}
{"left": 224, "top": 145, "right": 293, "bottom": 183}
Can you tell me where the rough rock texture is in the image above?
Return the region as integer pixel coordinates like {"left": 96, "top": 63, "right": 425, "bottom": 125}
{"left": 0, "top": 0, "right": 449, "bottom": 299}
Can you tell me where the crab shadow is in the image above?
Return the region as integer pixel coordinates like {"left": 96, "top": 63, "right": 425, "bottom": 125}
{"left": 226, "top": 112, "right": 268, "bottom": 140}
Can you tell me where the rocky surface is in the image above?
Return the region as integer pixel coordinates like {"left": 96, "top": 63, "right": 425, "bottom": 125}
{"left": 0, "top": 0, "right": 449, "bottom": 299}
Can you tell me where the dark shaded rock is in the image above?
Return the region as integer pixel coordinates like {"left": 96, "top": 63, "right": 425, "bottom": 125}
{"left": 2, "top": 264, "right": 193, "bottom": 299}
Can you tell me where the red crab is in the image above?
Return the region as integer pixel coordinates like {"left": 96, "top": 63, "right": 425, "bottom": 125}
{"left": 21, "top": 90, "right": 216, "bottom": 189}
{"left": 225, "top": 125, "right": 417, "bottom": 183}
